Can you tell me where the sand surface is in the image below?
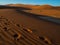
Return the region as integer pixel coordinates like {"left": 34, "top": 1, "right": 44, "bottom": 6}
{"left": 0, "top": 4, "right": 60, "bottom": 45}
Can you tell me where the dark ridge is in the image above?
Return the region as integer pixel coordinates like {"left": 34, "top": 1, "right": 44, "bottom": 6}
{"left": 16, "top": 9, "right": 60, "bottom": 25}
{"left": 0, "top": 5, "right": 31, "bottom": 10}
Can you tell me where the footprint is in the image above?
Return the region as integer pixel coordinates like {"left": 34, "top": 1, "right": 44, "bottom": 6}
{"left": 23, "top": 28, "right": 32, "bottom": 33}
{"left": 13, "top": 33, "right": 21, "bottom": 40}
{"left": 16, "top": 24, "right": 20, "bottom": 27}
{"left": 39, "top": 36, "right": 52, "bottom": 44}
{"left": 39, "top": 36, "right": 45, "bottom": 40}
{"left": 4, "top": 22, "right": 9, "bottom": 26}
{"left": 3, "top": 27, "right": 8, "bottom": 31}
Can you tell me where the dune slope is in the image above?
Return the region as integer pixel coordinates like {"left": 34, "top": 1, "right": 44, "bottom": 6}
{"left": 0, "top": 5, "right": 60, "bottom": 45}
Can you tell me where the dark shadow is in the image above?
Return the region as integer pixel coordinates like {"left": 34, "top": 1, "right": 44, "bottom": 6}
{"left": 16, "top": 9, "right": 60, "bottom": 25}
{"left": 0, "top": 5, "right": 60, "bottom": 25}
{"left": 0, "top": 5, "right": 31, "bottom": 10}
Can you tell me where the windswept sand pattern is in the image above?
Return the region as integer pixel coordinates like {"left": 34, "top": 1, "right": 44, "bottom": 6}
{"left": 0, "top": 16, "right": 54, "bottom": 45}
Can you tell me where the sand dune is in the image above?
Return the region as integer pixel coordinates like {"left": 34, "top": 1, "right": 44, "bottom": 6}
{"left": 7, "top": 4, "right": 60, "bottom": 18}
{"left": 7, "top": 4, "right": 60, "bottom": 10}
{"left": 0, "top": 5, "right": 60, "bottom": 45}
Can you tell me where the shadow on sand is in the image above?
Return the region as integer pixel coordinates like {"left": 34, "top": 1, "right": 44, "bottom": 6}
{"left": 0, "top": 5, "right": 31, "bottom": 10}
{"left": 0, "top": 5, "right": 60, "bottom": 25}
{"left": 16, "top": 9, "right": 60, "bottom": 25}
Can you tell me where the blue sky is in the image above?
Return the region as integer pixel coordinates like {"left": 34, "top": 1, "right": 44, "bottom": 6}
{"left": 0, "top": 0, "right": 60, "bottom": 6}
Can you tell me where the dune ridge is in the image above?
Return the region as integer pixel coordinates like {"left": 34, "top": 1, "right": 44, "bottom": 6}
{"left": 7, "top": 4, "right": 60, "bottom": 18}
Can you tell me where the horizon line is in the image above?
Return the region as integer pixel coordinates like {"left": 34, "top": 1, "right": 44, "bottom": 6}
{"left": 0, "top": 3, "right": 60, "bottom": 6}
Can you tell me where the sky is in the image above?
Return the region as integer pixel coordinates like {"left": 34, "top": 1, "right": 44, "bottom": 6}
{"left": 0, "top": 0, "right": 60, "bottom": 6}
